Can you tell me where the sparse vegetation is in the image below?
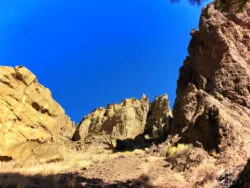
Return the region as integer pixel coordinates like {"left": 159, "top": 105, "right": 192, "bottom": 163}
{"left": 215, "top": 0, "right": 248, "bottom": 13}
{"left": 166, "top": 143, "right": 192, "bottom": 158}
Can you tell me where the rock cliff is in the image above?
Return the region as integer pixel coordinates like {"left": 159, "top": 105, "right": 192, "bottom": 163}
{"left": 1, "top": 2, "right": 250, "bottom": 187}
{"left": 145, "top": 94, "right": 172, "bottom": 141}
{"left": 0, "top": 66, "right": 75, "bottom": 155}
{"left": 169, "top": 2, "right": 250, "bottom": 185}
{"left": 73, "top": 94, "right": 172, "bottom": 143}
{"left": 73, "top": 95, "right": 149, "bottom": 141}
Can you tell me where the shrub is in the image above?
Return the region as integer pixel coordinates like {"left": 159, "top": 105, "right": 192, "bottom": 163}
{"left": 166, "top": 144, "right": 191, "bottom": 158}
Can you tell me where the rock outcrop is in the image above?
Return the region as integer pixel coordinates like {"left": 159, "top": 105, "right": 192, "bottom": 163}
{"left": 73, "top": 95, "right": 150, "bottom": 141}
{"left": 171, "top": 1, "right": 250, "bottom": 151}
{"left": 73, "top": 94, "right": 172, "bottom": 143}
{"left": 145, "top": 94, "right": 172, "bottom": 141}
{"left": 2, "top": 2, "right": 250, "bottom": 187}
{"left": 169, "top": 2, "right": 250, "bottom": 186}
{"left": 0, "top": 66, "right": 75, "bottom": 155}
{"left": 101, "top": 96, "right": 149, "bottom": 140}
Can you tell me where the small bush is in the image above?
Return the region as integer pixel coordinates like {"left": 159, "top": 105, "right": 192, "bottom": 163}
{"left": 166, "top": 144, "right": 191, "bottom": 158}
{"left": 166, "top": 144, "right": 209, "bottom": 172}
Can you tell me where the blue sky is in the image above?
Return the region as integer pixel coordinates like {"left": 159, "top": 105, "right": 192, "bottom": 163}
{"left": 0, "top": 0, "right": 210, "bottom": 123}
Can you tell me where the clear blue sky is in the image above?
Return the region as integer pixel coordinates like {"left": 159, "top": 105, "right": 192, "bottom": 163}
{"left": 0, "top": 0, "right": 210, "bottom": 123}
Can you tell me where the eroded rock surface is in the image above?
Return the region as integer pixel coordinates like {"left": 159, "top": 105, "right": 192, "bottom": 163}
{"left": 0, "top": 66, "right": 75, "bottom": 156}
{"left": 169, "top": 2, "right": 250, "bottom": 186}
{"left": 73, "top": 95, "right": 150, "bottom": 141}
{"left": 145, "top": 94, "right": 172, "bottom": 141}
{"left": 73, "top": 94, "right": 172, "bottom": 143}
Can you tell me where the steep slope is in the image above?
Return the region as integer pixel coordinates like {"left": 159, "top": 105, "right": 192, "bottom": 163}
{"left": 169, "top": 2, "right": 250, "bottom": 185}
{"left": 0, "top": 66, "right": 75, "bottom": 156}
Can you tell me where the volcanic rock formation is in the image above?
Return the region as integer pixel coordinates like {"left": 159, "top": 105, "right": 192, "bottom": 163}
{"left": 73, "top": 95, "right": 150, "bottom": 141}
{"left": 0, "top": 66, "right": 75, "bottom": 157}
{"left": 145, "top": 94, "right": 172, "bottom": 141}
{"left": 73, "top": 94, "right": 172, "bottom": 143}
{"left": 0, "top": 2, "right": 250, "bottom": 187}
{"left": 169, "top": 2, "right": 250, "bottom": 185}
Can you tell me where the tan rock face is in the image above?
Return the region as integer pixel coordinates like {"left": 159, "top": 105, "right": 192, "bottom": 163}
{"left": 4, "top": 141, "right": 68, "bottom": 165}
{"left": 0, "top": 66, "right": 75, "bottom": 153}
{"left": 171, "top": 2, "right": 250, "bottom": 176}
{"left": 145, "top": 94, "right": 172, "bottom": 140}
{"left": 101, "top": 97, "right": 150, "bottom": 140}
{"left": 73, "top": 94, "right": 172, "bottom": 142}
{"left": 73, "top": 96, "right": 150, "bottom": 141}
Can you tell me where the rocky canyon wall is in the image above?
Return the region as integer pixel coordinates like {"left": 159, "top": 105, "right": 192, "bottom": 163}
{"left": 0, "top": 66, "right": 75, "bottom": 155}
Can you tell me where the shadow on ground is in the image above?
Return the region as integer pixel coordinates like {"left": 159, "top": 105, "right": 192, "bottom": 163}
{"left": 113, "top": 134, "right": 166, "bottom": 152}
{"left": 0, "top": 173, "right": 153, "bottom": 188}
{"left": 231, "top": 159, "right": 250, "bottom": 188}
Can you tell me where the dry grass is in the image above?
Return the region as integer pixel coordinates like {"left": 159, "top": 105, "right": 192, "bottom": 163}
{"left": 0, "top": 147, "right": 121, "bottom": 188}
{"left": 0, "top": 142, "right": 219, "bottom": 188}
{"left": 0, "top": 147, "right": 156, "bottom": 188}
{"left": 188, "top": 162, "right": 218, "bottom": 187}
{"left": 0, "top": 146, "right": 114, "bottom": 176}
